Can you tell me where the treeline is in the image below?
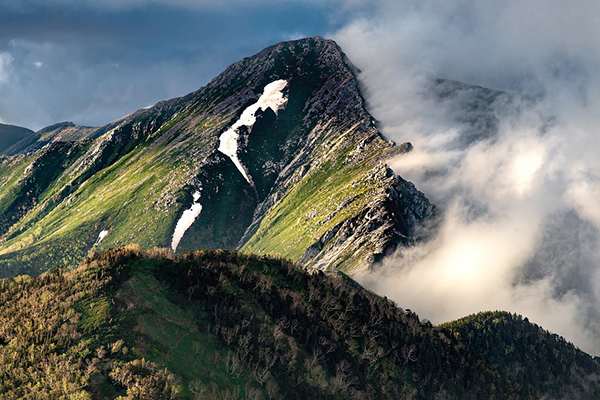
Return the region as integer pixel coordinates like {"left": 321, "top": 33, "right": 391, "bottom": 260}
{"left": 440, "top": 311, "right": 600, "bottom": 398}
{"left": 0, "top": 245, "right": 179, "bottom": 399}
{"left": 0, "top": 246, "right": 598, "bottom": 399}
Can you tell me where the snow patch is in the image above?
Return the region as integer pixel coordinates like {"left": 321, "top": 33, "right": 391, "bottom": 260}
{"left": 218, "top": 79, "right": 289, "bottom": 184}
{"left": 171, "top": 191, "right": 203, "bottom": 251}
{"left": 94, "top": 230, "right": 109, "bottom": 246}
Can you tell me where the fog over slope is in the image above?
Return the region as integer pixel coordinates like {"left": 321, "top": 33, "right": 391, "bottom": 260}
{"left": 333, "top": 0, "right": 600, "bottom": 355}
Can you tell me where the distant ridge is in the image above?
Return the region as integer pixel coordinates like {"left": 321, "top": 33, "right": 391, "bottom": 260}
{"left": 0, "top": 123, "right": 35, "bottom": 155}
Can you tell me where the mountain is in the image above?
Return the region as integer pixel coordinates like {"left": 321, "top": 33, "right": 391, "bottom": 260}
{"left": 0, "top": 121, "right": 98, "bottom": 157}
{"left": 0, "top": 123, "right": 35, "bottom": 155}
{"left": 0, "top": 36, "right": 433, "bottom": 278}
{"left": 430, "top": 78, "right": 511, "bottom": 148}
{"left": 440, "top": 311, "right": 600, "bottom": 399}
{"left": 1, "top": 246, "right": 598, "bottom": 399}
{"left": 2, "top": 37, "right": 600, "bottom": 399}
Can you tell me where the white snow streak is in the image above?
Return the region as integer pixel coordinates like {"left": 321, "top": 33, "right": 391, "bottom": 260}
{"left": 171, "top": 191, "right": 202, "bottom": 251}
{"left": 218, "top": 79, "right": 289, "bottom": 184}
{"left": 94, "top": 230, "right": 109, "bottom": 246}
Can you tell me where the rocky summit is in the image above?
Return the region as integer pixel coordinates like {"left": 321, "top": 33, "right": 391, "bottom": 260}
{"left": 0, "top": 36, "right": 433, "bottom": 277}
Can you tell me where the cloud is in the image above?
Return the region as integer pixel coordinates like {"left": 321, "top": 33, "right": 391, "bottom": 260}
{"left": 0, "top": 52, "right": 12, "bottom": 84}
{"left": 334, "top": 0, "right": 600, "bottom": 354}
{"left": 0, "top": 2, "right": 338, "bottom": 130}
{"left": 3, "top": 0, "right": 341, "bottom": 12}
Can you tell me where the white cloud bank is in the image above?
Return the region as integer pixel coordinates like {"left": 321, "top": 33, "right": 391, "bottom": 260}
{"left": 333, "top": 0, "right": 600, "bottom": 354}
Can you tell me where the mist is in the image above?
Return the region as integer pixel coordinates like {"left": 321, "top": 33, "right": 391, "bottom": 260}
{"left": 333, "top": 0, "right": 600, "bottom": 354}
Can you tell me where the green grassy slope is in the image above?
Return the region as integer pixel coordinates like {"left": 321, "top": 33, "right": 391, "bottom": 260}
{"left": 0, "top": 90, "right": 234, "bottom": 277}
{"left": 242, "top": 132, "right": 400, "bottom": 270}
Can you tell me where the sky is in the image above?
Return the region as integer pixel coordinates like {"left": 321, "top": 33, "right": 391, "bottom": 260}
{"left": 332, "top": 0, "right": 600, "bottom": 355}
{"left": 3, "top": 0, "right": 600, "bottom": 354}
{"left": 0, "top": 0, "right": 344, "bottom": 130}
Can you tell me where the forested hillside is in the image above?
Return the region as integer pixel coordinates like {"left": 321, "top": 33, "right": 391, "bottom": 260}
{"left": 1, "top": 247, "right": 598, "bottom": 399}
{"left": 441, "top": 311, "right": 600, "bottom": 399}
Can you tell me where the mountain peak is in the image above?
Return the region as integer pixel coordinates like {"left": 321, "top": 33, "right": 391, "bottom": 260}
{"left": 0, "top": 123, "right": 35, "bottom": 155}
{"left": 197, "top": 36, "right": 358, "bottom": 102}
{"left": 0, "top": 37, "right": 432, "bottom": 276}
{"left": 36, "top": 121, "right": 76, "bottom": 135}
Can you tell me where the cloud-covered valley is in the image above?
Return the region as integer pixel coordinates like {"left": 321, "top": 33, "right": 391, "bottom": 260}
{"left": 334, "top": 0, "right": 600, "bottom": 354}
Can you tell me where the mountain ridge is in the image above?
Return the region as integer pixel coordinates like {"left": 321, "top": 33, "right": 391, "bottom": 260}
{"left": 0, "top": 36, "right": 433, "bottom": 277}
{"left": 0, "top": 123, "right": 35, "bottom": 156}
{"left": 1, "top": 246, "right": 598, "bottom": 399}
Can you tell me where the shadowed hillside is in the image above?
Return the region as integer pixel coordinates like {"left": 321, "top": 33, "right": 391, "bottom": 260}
{"left": 0, "top": 123, "right": 35, "bottom": 155}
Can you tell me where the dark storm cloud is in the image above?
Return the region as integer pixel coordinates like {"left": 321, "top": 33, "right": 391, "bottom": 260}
{"left": 0, "top": 1, "right": 341, "bottom": 129}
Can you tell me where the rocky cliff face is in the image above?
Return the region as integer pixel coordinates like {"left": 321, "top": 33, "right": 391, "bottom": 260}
{"left": 0, "top": 36, "right": 433, "bottom": 276}
{"left": 430, "top": 78, "right": 514, "bottom": 148}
